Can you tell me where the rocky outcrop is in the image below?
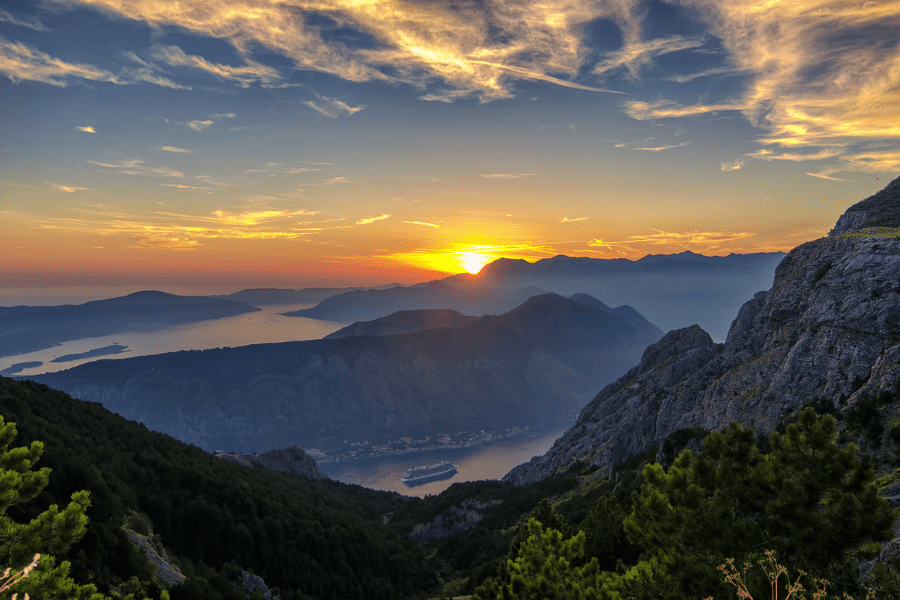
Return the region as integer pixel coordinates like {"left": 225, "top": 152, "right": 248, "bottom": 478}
{"left": 218, "top": 444, "right": 329, "bottom": 479}
{"left": 506, "top": 177, "right": 900, "bottom": 485}
{"left": 240, "top": 571, "right": 279, "bottom": 600}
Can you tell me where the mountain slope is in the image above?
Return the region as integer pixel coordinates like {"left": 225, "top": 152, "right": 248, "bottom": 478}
{"left": 325, "top": 308, "right": 480, "bottom": 339}
{"left": 506, "top": 177, "right": 900, "bottom": 485}
{"left": 0, "top": 291, "right": 260, "bottom": 357}
{"left": 28, "top": 294, "right": 661, "bottom": 455}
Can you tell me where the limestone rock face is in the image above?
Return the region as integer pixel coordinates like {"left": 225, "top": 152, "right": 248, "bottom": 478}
{"left": 218, "top": 444, "right": 329, "bottom": 479}
{"left": 506, "top": 178, "right": 900, "bottom": 485}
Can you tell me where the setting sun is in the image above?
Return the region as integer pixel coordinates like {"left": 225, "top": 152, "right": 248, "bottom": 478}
{"left": 459, "top": 251, "right": 490, "bottom": 274}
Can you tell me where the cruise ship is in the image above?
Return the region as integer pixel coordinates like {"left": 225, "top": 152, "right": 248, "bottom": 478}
{"left": 400, "top": 460, "right": 458, "bottom": 485}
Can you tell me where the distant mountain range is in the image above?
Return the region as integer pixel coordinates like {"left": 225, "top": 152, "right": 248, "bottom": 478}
{"left": 30, "top": 293, "right": 663, "bottom": 454}
{"left": 212, "top": 284, "right": 401, "bottom": 306}
{"left": 286, "top": 251, "right": 785, "bottom": 340}
{"left": 0, "top": 291, "right": 260, "bottom": 358}
{"left": 284, "top": 281, "right": 547, "bottom": 323}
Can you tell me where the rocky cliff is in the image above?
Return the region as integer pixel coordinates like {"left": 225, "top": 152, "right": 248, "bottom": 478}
{"left": 218, "top": 444, "right": 329, "bottom": 480}
{"left": 506, "top": 177, "right": 900, "bottom": 485}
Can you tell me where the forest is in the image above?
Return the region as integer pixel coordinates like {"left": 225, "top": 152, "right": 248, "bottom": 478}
{"left": 2, "top": 376, "right": 899, "bottom": 599}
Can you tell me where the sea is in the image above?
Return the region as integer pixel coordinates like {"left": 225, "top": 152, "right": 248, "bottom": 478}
{"left": 1, "top": 285, "right": 566, "bottom": 495}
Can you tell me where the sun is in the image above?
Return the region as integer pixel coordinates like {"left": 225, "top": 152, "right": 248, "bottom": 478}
{"left": 459, "top": 251, "right": 490, "bottom": 274}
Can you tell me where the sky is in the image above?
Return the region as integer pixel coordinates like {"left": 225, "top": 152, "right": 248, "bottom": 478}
{"left": 1, "top": 0, "right": 898, "bottom": 290}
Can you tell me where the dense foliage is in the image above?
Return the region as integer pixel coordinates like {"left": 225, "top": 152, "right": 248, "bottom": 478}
{"left": 0, "top": 377, "right": 435, "bottom": 600}
{"left": 473, "top": 409, "right": 896, "bottom": 600}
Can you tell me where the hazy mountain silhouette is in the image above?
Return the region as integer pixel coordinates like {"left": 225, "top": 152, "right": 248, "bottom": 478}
{"left": 31, "top": 293, "right": 662, "bottom": 454}
{"left": 0, "top": 291, "right": 260, "bottom": 357}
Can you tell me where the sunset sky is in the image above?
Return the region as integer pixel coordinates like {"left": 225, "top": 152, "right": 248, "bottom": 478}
{"left": 2, "top": 0, "right": 898, "bottom": 290}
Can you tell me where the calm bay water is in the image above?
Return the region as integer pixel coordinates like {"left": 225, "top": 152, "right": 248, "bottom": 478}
{"left": 319, "top": 426, "right": 569, "bottom": 497}
{"left": 0, "top": 303, "right": 345, "bottom": 376}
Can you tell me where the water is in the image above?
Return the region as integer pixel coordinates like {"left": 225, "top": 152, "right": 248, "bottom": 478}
{"left": 0, "top": 304, "right": 345, "bottom": 376}
{"left": 319, "top": 426, "right": 568, "bottom": 497}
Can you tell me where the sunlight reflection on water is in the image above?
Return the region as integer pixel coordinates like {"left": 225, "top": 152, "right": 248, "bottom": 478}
{"left": 0, "top": 305, "right": 345, "bottom": 376}
{"left": 319, "top": 426, "right": 569, "bottom": 498}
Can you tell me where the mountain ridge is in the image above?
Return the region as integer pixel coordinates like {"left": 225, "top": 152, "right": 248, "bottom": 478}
{"left": 505, "top": 176, "right": 900, "bottom": 485}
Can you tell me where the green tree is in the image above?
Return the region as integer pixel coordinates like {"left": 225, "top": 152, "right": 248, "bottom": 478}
{"left": 477, "top": 518, "right": 601, "bottom": 600}
{"left": 0, "top": 415, "right": 104, "bottom": 599}
{"left": 619, "top": 408, "right": 894, "bottom": 599}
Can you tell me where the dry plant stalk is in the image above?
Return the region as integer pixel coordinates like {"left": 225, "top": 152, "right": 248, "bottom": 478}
{"left": 0, "top": 553, "right": 40, "bottom": 600}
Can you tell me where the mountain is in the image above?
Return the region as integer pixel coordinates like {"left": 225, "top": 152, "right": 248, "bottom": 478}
{"left": 28, "top": 293, "right": 662, "bottom": 455}
{"left": 0, "top": 376, "right": 435, "bottom": 600}
{"left": 325, "top": 308, "right": 480, "bottom": 339}
{"left": 444, "top": 251, "right": 786, "bottom": 340}
{"left": 217, "top": 444, "right": 329, "bottom": 479}
{"left": 0, "top": 290, "right": 260, "bottom": 357}
{"left": 505, "top": 177, "right": 900, "bottom": 485}
{"left": 214, "top": 285, "right": 401, "bottom": 306}
{"left": 283, "top": 281, "right": 548, "bottom": 322}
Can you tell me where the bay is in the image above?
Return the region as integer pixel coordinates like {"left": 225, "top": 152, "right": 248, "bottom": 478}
{"left": 0, "top": 304, "right": 345, "bottom": 376}
{"left": 318, "top": 426, "right": 569, "bottom": 498}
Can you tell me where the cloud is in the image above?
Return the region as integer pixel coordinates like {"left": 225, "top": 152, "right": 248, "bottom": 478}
{"left": 0, "top": 10, "right": 47, "bottom": 31}
{"left": 148, "top": 44, "right": 283, "bottom": 88}
{"left": 748, "top": 148, "right": 843, "bottom": 162}
{"left": 53, "top": 184, "right": 88, "bottom": 192}
{"left": 356, "top": 214, "right": 390, "bottom": 225}
{"left": 626, "top": 0, "right": 900, "bottom": 173}
{"left": 187, "top": 120, "right": 214, "bottom": 132}
{"left": 805, "top": 172, "right": 848, "bottom": 182}
{"left": 0, "top": 37, "right": 187, "bottom": 89}
{"left": 159, "top": 146, "right": 193, "bottom": 153}
{"left": 403, "top": 220, "right": 439, "bottom": 228}
{"left": 52, "top": 0, "right": 645, "bottom": 101}
{"left": 591, "top": 229, "right": 754, "bottom": 250}
{"left": 162, "top": 183, "right": 212, "bottom": 190}
{"left": 668, "top": 66, "right": 737, "bottom": 83}
{"left": 75, "top": 126, "right": 96, "bottom": 133}
{"left": 594, "top": 35, "right": 708, "bottom": 79}
{"left": 721, "top": 160, "right": 743, "bottom": 171}
{"left": 320, "top": 176, "right": 349, "bottom": 185}
{"left": 88, "top": 158, "right": 184, "bottom": 178}
{"left": 480, "top": 173, "right": 534, "bottom": 179}
{"left": 633, "top": 141, "right": 691, "bottom": 152}
{"left": 304, "top": 94, "right": 366, "bottom": 118}
{"left": 560, "top": 217, "right": 588, "bottom": 223}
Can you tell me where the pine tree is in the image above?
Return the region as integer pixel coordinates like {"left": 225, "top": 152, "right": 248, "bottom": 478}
{"left": 0, "top": 414, "right": 103, "bottom": 599}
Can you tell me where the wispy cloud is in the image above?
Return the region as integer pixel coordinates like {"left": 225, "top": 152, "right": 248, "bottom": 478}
{"left": 0, "top": 37, "right": 187, "bottom": 89}
{"left": 159, "top": 146, "right": 193, "bottom": 153}
{"left": 304, "top": 94, "right": 366, "bottom": 118}
{"left": 594, "top": 35, "right": 707, "bottom": 79}
{"left": 721, "top": 159, "right": 743, "bottom": 171}
{"left": 480, "top": 173, "right": 534, "bottom": 179}
{"left": 560, "top": 217, "right": 588, "bottom": 223}
{"left": 162, "top": 183, "right": 212, "bottom": 190}
{"left": 0, "top": 10, "right": 47, "bottom": 31}
{"left": 356, "top": 214, "right": 390, "bottom": 225}
{"left": 54, "top": 0, "right": 642, "bottom": 101}
{"left": 75, "top": 125, "right": 96, "bottom": 133}
{"left": 186, "top": 113, "right": 233, "bottom": 132}
{"left": 148, "top": 44, "right": 283, "bottom": 88}
{"left": 35, "top": 206, "right": 325, "bottom": 251}
{"left": 88, "top": 158, "right": 184, "bottom": 178}
{"left": 53, "top": 184, "right": 88, "bottom": 192}
{"left": 805, "top": 172, "right": 848, "bottom": 182}
{"left": 590, "top": 229, "right": 754, "bottom": 253}
{"left": 320, "top": 176, "right": 349, "bottom": 185}
{"left": 633, "top": 141, "right": 691, "bottom": 152}
{"left": 668, "top": 66, "right": 736, "bottom": 83}
{"left": 403, "top": 220, "right": 439, "bottom": 228}
{"left": 624, "top": 0, "right": 900, "bottom": 174}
